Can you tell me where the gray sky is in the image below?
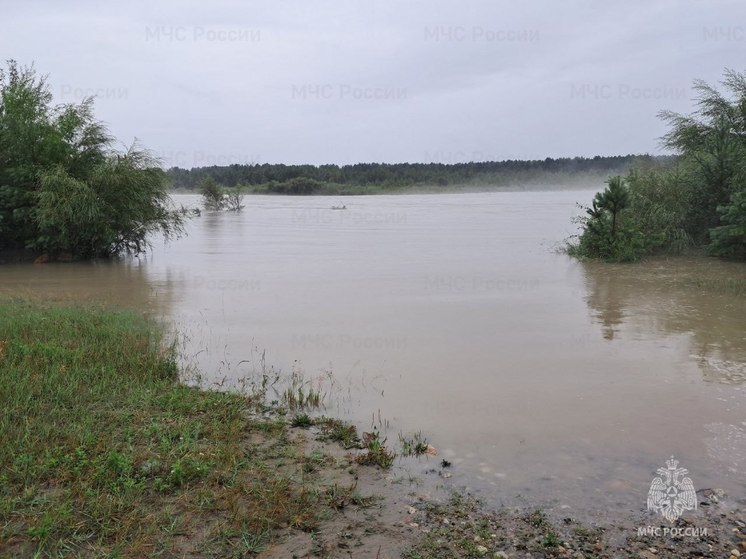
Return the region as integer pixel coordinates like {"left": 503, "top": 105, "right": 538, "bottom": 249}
{"left": 2, "top": 0, "right": 743, "bottom": 167}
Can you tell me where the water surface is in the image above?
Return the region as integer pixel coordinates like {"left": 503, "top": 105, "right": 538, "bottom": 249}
{"left": 2, "top": 190, "right": 744, "bottom": 518}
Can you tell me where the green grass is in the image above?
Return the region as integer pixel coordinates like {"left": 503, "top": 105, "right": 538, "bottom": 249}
{"left": 0, "top": 301, "right": 327, "bottom": 557}
{"left": 315, "top": 417, "right": 360, "bottom": 449}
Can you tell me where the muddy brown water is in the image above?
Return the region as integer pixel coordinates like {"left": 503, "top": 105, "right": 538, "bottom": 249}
{"left": 2, "top": 191, "right": 744, "bottom": 520}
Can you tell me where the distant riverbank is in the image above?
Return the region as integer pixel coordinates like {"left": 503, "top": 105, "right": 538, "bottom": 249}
{"left": 166, "top": 154, "right": 662, "bottom": 195}
{"left": 169, "top": 171, "right": 618, "bottom": 197}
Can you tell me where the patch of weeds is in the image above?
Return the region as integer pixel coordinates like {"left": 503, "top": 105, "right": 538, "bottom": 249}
{"left": 399, "top": 431, "right": 430, "bottom": 457}
{"left": 474, "top": 517, "right": 493, "bottom": 541}
{"left": 458, "top": 537, "right": 482, "bottom": 555}
{"left": 291, "top": 413, "right": 314, "bottom": 428}
{"left": 525, "top": 508, "right": 548, "bottom": 528}
{"left": 167, "top": 455, "right": 211, "bottom": 488}
{"left": 356, "top": 430, "right": 395, "bottom": 469}
{"left": 316, "top": 417, "right": 360, "bottom": 449}
{"left": 282, "top": 368, "right": 325, "bottom": 411}
{"left": 303, "top": 449, "right": 328, "bottom": 474}
{"left": 542, "top": 531, "right": 561, "bottom": 548}
{"left": 325, "top": 482, "right": 379, "bottom": 510}
{"left": 237, "top": 530, "right": 269, "bottom": 554}
{"left": 349, "top": 492, "right": 378, "bottom": 508}
{"left": 253, "top": 418, "right": 286, "bottom": 435}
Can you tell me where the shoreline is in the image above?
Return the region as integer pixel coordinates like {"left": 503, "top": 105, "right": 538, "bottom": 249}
{"left": 1, "top": 301, "right": 744, "bottom": 558}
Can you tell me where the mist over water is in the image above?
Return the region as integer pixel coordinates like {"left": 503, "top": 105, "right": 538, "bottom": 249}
{"left": 3, "top": 190, "right": 744, "bottom": 518}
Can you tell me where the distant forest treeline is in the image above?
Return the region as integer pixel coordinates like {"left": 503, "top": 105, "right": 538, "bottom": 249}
{"left": 167, "top": 154, "right": 674, "bottom": 194}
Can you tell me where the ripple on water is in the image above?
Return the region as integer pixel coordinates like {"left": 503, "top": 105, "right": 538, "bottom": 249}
{"left": 696, "top": 356, "right": 746, "bottom": 384}
{"left": 704, "top": 422, "right": 746, "bottom": 476}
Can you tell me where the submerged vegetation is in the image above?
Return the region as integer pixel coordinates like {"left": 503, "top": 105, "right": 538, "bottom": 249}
{"left": 199, "top": 176, "right": 245, "bottom": 211}
{"left": 0, "top": 61, "right": 184, "bottom": 260}
{"left": 570, "top": 69, "right": 746, "bottom": 262}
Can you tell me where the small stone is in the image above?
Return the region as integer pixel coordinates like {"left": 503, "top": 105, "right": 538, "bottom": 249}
{"left": 475, "top": 545, "right": 488, "bottom": 556}
{"left": 408, "top": 522, "right": 419, "bottom": 528}
{"left": 594, "top": 542, "right": 602, "bottom": 552}
{"left": 443, "top": 518, "right": 450, "bottom": 525}
{"left": 736, "top": 520, "right": 746, "bottom": 528}
{"left": 493, "top": 552, "right": 509, "bottom": 559}
{"left": 557, "top": 545, "right": 566, "bottom": 553}
{"left": 731, "top": 550, "right": 741, "bottom": 557}
{"left": 648, "top": 547, "right": 658, "bottom": 554}
{"left": 407, "top": 506, "right": 416, "bottom": 515}
{"left": 474, "top": 535, "right": 482, "bottom": 542}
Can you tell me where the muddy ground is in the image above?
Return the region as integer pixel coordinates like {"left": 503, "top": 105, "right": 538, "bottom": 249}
{"left": 263, "top": 424, "right": 746, "bottom": 559}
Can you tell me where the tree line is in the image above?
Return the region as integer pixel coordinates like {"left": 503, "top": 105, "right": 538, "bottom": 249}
{"left": 169, "top": 154, "right": 661, "bottom": 194}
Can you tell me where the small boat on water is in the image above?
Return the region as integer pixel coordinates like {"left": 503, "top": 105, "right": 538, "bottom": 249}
{"left": 331, "top": 204, "right": 347, "bottom": 210}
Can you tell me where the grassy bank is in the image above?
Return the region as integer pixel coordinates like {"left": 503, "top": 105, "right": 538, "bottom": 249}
{"left": 0, "top": 302, "right": 357, "bottom": 557}
{"left": 3, "top": 301, "right": 743, "bottom": 559}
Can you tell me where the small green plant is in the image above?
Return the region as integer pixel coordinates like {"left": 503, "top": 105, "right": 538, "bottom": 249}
{"left": 542, "top": 532, "right": 561, "bottom": 548}
{"left": 315, "top": 417, "right": 360, "bottom": 449}
{"left": 356, "top": 429, "right": 395, "bottom": 469}
{"left": 399, "top": 431, "right": 430, "bottom": 457}
{"left": 237, "top": 531, "right": 269, "bottom": 554}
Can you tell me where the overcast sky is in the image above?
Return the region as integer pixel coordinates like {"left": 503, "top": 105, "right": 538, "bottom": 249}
{"left": 2, "top": 0, "right": 743, "bottom": 167}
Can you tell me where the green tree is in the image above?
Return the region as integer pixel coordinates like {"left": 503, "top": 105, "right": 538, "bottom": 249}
{"left": 659, "top": 69, "right": 746, "bottom": 255}
{"left": 708, "top": 189, "right": 746, "bottom": 259}
{"left": 224, "top": 186, "right": 245, "bottom": 211}
{"left": 624, "top": 166, "right": 693, "bottom": 254}
{"left": 569, "top": 176, "right": 641, "bottom": 261}
{"left": 594, "top": 175, "right": 628, "bottom": 237}
{"left": 0, "top": 61, "right": 184, "bottom": 259}
{"left": 199, "top": 176, "right": 225, "bottom": 210}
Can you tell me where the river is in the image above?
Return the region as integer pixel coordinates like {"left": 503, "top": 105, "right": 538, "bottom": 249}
{"left": 2, "top": 190, "right": 744, "bottom": 519}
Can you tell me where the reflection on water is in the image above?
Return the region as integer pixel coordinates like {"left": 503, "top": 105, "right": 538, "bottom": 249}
{"left": 0, "top": 258, "right": 175, "bottom": 317}
{"left": 582, "top": 259, "right": 746, "bottom": 384}
{"left": 1, "top": 191, "right": 744, "bottom": 518}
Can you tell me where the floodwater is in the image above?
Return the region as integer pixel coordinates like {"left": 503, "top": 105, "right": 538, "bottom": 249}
{"left": 2, "top": 191, "right": 745, "bottom": 518}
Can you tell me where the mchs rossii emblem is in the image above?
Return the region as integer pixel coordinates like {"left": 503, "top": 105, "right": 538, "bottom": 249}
{"left": 647, "top": 456, "right": 697, "bottom": 523}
